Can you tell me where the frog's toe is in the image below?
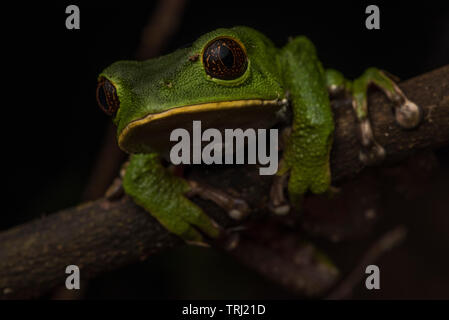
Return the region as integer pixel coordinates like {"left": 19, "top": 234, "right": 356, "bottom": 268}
{"left": 177, "top": 207, "right": 222, "bottom": 244}
{"left": 269, "top": 202, "right": 291, "bottom": 216}
{"left": 394, "top": 98, "right": 422, "bottom": 129}
{"left": 105, "top": 177, "right": 124, "bottom": 200}
{"left": 269, "top": 173, "right": 291, "bottom": 215}
{"left": 359, "top": 141, "right": 386, "bottom": 165}
{"left": 227, "top": 199, "right": 250, "bottom": 220}
{"left": 356, "top": 116, "right": 386, "bottom": 165}
{"left": 377, "top": 71, "right": 422, "bottom": 129}
{"left": 178, "top": 223, "right": 209, "bottom": 244}
{"left": 186, "top": 180, "right": 250, "bottom": 221}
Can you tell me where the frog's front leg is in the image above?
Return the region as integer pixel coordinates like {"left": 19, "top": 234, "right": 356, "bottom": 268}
{"left": 325, "top": 68, "right": 422, "bottom": 165}
{"left": 123, "top": 153, "right": 221, "bottom": 244}
{"left": 270, "top": 37, "right": 334, "bottom": 213}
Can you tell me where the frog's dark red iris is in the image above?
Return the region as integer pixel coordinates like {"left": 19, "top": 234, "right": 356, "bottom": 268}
{"left": 202, "top": 37, "right": 247, "bottom": 80}
{"left": 96, "top": 78, "right": 120, "bottom": 116}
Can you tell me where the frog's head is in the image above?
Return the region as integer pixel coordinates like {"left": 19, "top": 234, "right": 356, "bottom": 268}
{"left": 96, "top": 26, "right": 287, "bottom": 155}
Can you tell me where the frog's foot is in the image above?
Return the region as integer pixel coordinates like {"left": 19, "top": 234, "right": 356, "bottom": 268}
{"left": 105, "top": 161, "right": 129, "bottom": 200}
{"left": 355, "top": 109, "right": 386, "bottom": 165}
{"left": 353, "top": 68, "right": 422, "bottom": 164}
{"left": 186, "top": 180, "right": 250, "bottom": 221}
{"left": 269, "top": 162, "right": 332, "bottom": 215}
{"left": 123, "top": 153, "right": 223, "bottom": 245}
{"left": 382, "top": 77, "right": 422, "bottom": 129}
{"left": 326, "top": 68, "right": 421, "bottom": 166}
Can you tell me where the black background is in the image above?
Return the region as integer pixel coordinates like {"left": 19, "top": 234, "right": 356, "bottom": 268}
{"left": 2, "top": 1, "right": 449, "bottom": 299}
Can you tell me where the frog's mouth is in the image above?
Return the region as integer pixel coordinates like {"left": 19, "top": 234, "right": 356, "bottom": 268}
{"left": 118, "top": 98, "right": 288, "bottom": 155}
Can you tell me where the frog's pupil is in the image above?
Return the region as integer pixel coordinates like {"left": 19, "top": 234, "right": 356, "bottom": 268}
{"left": 96, "top": 78, "right": 119, "bottom": 115}
{"left": 202, "top": 37, "right": 247, "bottom": 80}
{"left": 219, "top": 45, "right": 234, "bottom": 69}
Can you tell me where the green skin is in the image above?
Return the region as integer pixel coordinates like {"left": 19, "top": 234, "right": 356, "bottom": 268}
{"left": 99, "top": 26, "right": 400, "bottom": 243}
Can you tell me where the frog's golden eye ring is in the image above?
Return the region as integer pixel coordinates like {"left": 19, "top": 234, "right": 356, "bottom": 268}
{"left": 202, "top": 37, "right": 248, "bottom": 80}
{"left": 96, "top": 77, "right": 120, "bottom": 116}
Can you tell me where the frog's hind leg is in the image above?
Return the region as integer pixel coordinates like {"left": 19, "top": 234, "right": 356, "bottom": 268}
{"left": 167, "top": 163, "right": 250, "bottom": 221}
{"left": 123, "top": 153, "right": 221, "bottom": 245}
{"left": 325, "top": 68, "right": 421, "bottom": 165}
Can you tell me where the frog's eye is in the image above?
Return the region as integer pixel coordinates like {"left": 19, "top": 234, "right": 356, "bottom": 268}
{"left": 96, "top": 77, "right": 120, "bottom": 116}
{"left": 202, "top": 37, "right": 248, "bottom": 80}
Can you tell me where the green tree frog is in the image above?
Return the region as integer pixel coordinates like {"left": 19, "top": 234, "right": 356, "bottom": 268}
{"left": 96, "top": 26, "right": 420, "bottom": 244}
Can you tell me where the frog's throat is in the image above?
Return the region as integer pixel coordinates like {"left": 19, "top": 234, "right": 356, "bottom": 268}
{"left": 118, "top": 98, "right": 287, "bottom": 149}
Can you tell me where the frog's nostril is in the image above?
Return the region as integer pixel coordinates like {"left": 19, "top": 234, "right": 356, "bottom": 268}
{"left": 96, "top": 77, "right": 120, "bottom": 116}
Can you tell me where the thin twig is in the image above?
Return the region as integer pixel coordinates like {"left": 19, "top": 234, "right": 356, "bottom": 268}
{"left": 326, "top": 225, "right": 408, "bottom": 300}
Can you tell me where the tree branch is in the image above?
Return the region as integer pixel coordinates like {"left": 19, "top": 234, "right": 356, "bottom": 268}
{"left": 1, "top": 65, "right": 448, "bottom": 299}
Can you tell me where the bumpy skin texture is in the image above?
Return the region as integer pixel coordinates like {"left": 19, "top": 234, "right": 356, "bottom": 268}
{"left": 124, "top": 153, "right": 219, "bottom": 242}
{"left": 100, "top": 27, "right": 284, "bottom": 137}
{"left": 277, "top": 37, "right": 333, "bottom": 204}
{"left": 99, "top": 26, "right": 335, "bottom": 242}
